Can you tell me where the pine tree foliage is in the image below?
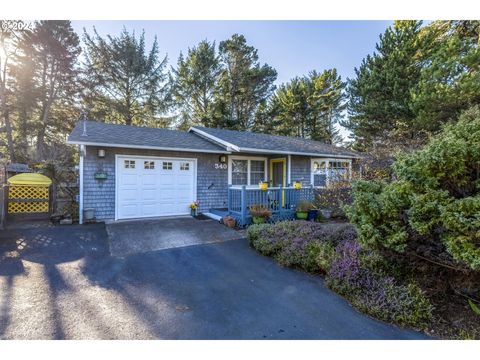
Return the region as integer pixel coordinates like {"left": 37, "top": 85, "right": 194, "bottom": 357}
{"left": 82, "top": 27, "right": 170, "bottom": 127}
{"left": 171, "top": 40, "right": 221, "bottom": 129}
{"left": 265, "top": 69, "right": 345, "bottom": 144}
{"left": 215, "top": 34, "right": 277, "bottom": 130}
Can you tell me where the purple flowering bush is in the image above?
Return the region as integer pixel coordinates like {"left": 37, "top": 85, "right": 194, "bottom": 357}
{"left": 247, "top": 220, "right": 433, "bottom": 329}
{"left": 247, "top": 221, "right": 352, "bottom": 273}
{"left": 326, "top": 239, "right": 433, "bottom": 327}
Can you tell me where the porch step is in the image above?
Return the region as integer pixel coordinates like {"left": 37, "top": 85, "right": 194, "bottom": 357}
{"left": 202, "top": 212, "right": 223, "bottom": 222}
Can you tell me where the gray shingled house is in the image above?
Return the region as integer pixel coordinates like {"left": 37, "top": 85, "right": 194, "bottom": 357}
{"left": 67, "top": 121, "right": 359, "bottom": 226}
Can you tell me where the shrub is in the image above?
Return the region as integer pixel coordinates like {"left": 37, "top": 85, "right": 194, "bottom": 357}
{"left": 246, "top": 223, "right": 282, "bottom": 256}
{"left": 249, "top": 204, "right": 272, "bottom": 219}
{"left": 247, "top": 220, "right": 433, "bottom": 329}
{"left": 326, "top": 240, "right": 433, "bottom": 328}
{"left": 315, "top": 181, "right": 353, "bottom": 218}
{"left": 346, "top": 106, "right": 480, "bottom": 270}
{"left": 247, "top": 221, "right": 357, "bottom": 273}
{"left": 296, "top": 200, "right": 315, "bottom": 212}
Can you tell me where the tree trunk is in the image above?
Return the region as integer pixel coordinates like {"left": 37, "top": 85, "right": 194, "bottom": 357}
{"left": 3, "top": 110, "right": 15, "bottom": 162}
{"left": 36, "top": 100, "right": 51, "bottom": 161}
{"left": 0, "top": 81, "right": 15, "bottom": 162}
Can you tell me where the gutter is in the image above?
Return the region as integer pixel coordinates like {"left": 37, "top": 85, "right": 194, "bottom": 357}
{"left": 66, "top": 140, "right": 230, "bottom": 154}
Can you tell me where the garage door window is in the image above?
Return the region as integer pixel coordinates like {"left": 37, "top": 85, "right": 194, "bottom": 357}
{"left": 162, "top": 162, "right": 173, "bottom": 170}
{"left": 144, "top": 161, "right": 155, "bottom": 169}
{"left": 124, "top": 160, "right": 135, "bottom": 169}
{"left": 180, "top": 162, "right": 190, "bottom": 171}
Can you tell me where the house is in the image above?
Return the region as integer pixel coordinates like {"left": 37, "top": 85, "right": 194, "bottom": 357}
{"left": 67, "top": 121, "right": 360, "bottom": 225}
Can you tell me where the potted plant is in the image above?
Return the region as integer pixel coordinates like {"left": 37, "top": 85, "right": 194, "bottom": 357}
{"left": 320, "top": 208, "right": 333, "bottom": 219}
{"left": 249, "top": 204, "right": 272, "bottom": 224}
{"left": 223, "top": 215, "right": 236, "bottom": 228}
{"left": 259, "top": 181, "right": 269, "bottom": 191}
{"left": 189, "top": 201, "right": 199, "bottom": 217}
{"left": 307, "top": 204, "right": 318, "bottom": 222}
{"left": 295, "top": 200, "right": 314, "bottom": 220}
{"left": 293, "top": 181, "right": 302, "bottom": 190}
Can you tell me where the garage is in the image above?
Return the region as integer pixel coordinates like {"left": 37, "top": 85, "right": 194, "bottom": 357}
{"left": 116, "top": 155, "right": 196, "bottom": 220}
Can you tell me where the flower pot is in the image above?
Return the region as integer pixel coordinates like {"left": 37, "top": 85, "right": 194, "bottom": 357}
{"left": 84, "top": 208, "right": 95, "bottom": 221}
{"left": 259, "top": 181, "right": 268, "bottom": 191}
{"left": 307, "top": 209, "right": 318, "bottom": 221}
{"left": 252, "top": 216, "right": 266, "bottom": 224}
{"left": 320, "top": 209, "right": 332, "bottom": 219}
{"left": 190, "top": 208, "right": 197, "bottom": 217}
{"left": 293, "top": 181, "right": 302, "bottom": 190}
{"left": 296, "top": 211, "right": 308, "bottom": 220}
{"left": 223, "top": 216, "right": 236, "bottom": 228}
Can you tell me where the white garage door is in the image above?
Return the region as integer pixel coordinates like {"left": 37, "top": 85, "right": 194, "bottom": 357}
{"left": 116, "top": 156, "right": 196, "bottom": 220}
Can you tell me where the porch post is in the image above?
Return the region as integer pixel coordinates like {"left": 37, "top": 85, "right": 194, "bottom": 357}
{"left": 241, "top": 185, "right": 247, "bottom": 226}
{"left": 227, "top": 185, "right": 231, "bottom": 213}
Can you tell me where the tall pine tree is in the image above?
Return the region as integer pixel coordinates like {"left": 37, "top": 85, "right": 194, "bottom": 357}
{"left": 171, "top": 40, "right": 221, "bottom": 129}
{"left": 343, "top": 20, "right": 423, "bottom": 151}
{"left": 83, "top": 28, "right": 170, "bottom": 127}
{"left": 215, "top": 34, "right": 277, "bottom": 130}
{"left": 13, "top": 21, "right": 81, "bottom": 161}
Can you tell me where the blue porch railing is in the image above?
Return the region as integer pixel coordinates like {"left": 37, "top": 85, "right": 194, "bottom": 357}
{"left": 227, "top": 185, "right": 314, "bottom": 227}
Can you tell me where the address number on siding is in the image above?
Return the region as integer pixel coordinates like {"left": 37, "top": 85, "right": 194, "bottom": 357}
{"left": 214, "top": 163, "right": 227, "bottom": 169}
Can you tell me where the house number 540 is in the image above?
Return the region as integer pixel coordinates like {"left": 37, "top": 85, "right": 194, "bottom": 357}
{"left": 214, "top": 163, "right": 227, "bottom": 169}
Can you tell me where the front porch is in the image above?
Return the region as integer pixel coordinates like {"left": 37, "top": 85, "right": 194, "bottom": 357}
{"left": 210, "top": 185, "right": 315, "bottom": 227}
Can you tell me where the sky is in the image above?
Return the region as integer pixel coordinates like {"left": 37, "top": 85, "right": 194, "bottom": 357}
{"left": 71, "top": 20, "right": 394, "bottom": 140}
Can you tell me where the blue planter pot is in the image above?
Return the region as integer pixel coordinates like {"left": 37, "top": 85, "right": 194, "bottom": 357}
{"left": 307, "top": 209, "right": 318, "bottom": 221}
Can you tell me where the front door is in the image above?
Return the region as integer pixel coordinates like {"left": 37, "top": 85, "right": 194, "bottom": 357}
{"left": 271, "top": 159, "right": 286, "bottom": 187}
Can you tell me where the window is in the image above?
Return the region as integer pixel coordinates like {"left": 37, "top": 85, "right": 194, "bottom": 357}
{"left": 144, "top": 161, "right": 155, "bottom": 170}
{"left": 180, "top": 162, "right": 190, "bottom": 171}
{"left": 162, "top": 161, "right": 173, "bottom": 170}
{"left": 312, "top": 160, "right": 327, "bottom": 187}
{"left": 311, "top": 159, "right": 351, "bottom": 188}
{"left": 231, "top": 159, "right": 248, "bottom": 185}
{"left": 124, "top": 160, "right": 135, "bottom": 169}
{"left": 230, "top": 157, "right": 267, "bottom": 186}
{"left": 250, "top": 160, "right": 266, "bottom": 185}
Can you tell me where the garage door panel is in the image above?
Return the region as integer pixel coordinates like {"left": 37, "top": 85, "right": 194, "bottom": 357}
{"left": 141, "top": 189, "right": 157, "bottom": 201}
{"left": 120, "top": 188, "right": 138, "bottom": 201}
{"left": 117, "top": 157, "right": 196, "bottom": 220}
{"left": 141, "top": 203, "right": 159, "bottom": 216}
{"left": 120, "top": 173, "right": 137, "bottom": 186}
{"left": 141, "top": 174, "right": 157, "bottom": 186}
{"left": 119, "top": 203, "right": 140, "bottom": 218}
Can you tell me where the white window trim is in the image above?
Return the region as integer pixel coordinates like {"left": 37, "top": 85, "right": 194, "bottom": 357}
{"left": 310, "top": 158, "right": 352, "bottom": 188}
{"left": 228, "top": 155, "right": 268, "bottom": 187}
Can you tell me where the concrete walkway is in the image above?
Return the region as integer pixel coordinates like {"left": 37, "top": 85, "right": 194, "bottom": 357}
{"left": 106, "top": 217, "right": 244, "bottom": 257}
{"left": 0, "top": 222, "right": 430, "bottom": 339}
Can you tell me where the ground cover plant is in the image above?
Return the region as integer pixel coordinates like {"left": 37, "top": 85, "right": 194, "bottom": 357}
{"left": 246, "top": 221, "right": 433, "bottom": 330}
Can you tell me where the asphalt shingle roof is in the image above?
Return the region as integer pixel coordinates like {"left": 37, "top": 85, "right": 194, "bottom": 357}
{"left": 67, "top": 121, "right": 227, "bottom": 153}
{"left": 191, "top": 126, "right": 359, "bottom": 158}
{"left": 67, "top": 121, "right": 359, "bottom": 158}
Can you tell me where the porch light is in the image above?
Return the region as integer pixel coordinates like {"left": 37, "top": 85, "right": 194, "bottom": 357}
{"left": 97, "top": 149, "right": 105, "bottom": 158}
{"left": 219, "top": 155, "right": 227, "bottom": 163}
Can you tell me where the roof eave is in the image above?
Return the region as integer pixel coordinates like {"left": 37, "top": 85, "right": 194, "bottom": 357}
{"left": 237, "top": 147, "right": 361, "bottom": 159}
{"left": 66, "top": 140, "right": 231, "bottom": 154}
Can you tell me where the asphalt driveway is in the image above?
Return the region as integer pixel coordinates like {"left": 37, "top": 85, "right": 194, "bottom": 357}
{"left": 0, "top": 221, "right": 429, "bottom": 339}
{"left": 106, "top": 217, "right": 244, "bottom": 257}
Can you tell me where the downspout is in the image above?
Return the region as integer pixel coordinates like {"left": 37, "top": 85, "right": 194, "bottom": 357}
{"left": 79, "top": 144, "right": 84, "bottom": 225}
